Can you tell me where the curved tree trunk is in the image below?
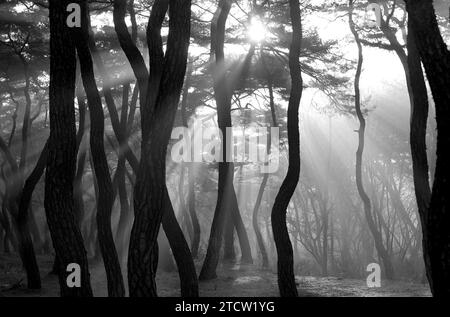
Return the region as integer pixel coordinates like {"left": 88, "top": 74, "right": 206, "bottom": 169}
{"left": 179, "top": 61, "right": 201, "bottom": 258}
{"left": 74, "top": 0, "right": 124, "bottom": 297}
{"left": 128, "top": 0, "right": 193, "bottom": 297}
{"left": 252, "top": 174, "right": 269, "bottom": 268}
{"left": 270, "top": 0, "right": 302, "bottom": 297}
{"left": 162, "top": 188, "right": 199, "bottom": 297}
{"left": 231, "top": 190, "right": 253, "bottom": 263}
{"left": 252, "top": 51, "right": 277, "bottom": 269}
{"left": 348, "top": 0, "right": 394, "bottom": 280}
{"left": 16, "top": 141, "right": 49, "bottom": 288}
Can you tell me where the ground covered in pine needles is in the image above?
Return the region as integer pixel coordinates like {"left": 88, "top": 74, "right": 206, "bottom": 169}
{"left": 0, "top": 253, "right": 431, "bottom": 297}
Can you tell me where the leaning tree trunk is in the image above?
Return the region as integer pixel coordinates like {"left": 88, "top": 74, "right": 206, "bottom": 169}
{"left": 251, "top": 51, "right": 278, "bottom": 269}
{"left": 405, "top": 0, "right": 450, "bottom": 297}
{"left": 73, "top": 0, "right": 125, "bottom": 297}
{"left": 252, "top": 174, "right": 270, "bottom": 268}
{"left": 0, "top": 138, "right": 42, "bottom": 289}
{"left": 348, "top": 0, "right": 394, "bottom": 280}
{"left": 231, "top": 190, "right": 253, "bottom": 264}
{"left": 162, "top": 188, "right": 199, "bottom": 297}
{"left": 270, "top": 0, "right": 302, "bottom": 297}
{"left": 16, "top": 141, "right": 49, "bottom": 289}
{"left": 128, "top": 0, "right": 194, "bottom": 297}
{"left": 45, "top": 0, "right": 92, "bottom": 297}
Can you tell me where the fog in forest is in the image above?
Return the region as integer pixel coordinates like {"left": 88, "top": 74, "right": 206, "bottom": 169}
{"left": 0, "top": 0, "right": 449, "bottom": 298}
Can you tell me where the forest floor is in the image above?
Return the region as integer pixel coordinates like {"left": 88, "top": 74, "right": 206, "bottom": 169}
{"left": 0, "top": 253, "right": 431, "bottom": 297}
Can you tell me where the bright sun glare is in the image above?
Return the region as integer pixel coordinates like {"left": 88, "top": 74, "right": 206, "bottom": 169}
{"left": 247, "top": 17, "right": 267, "bottom": 44}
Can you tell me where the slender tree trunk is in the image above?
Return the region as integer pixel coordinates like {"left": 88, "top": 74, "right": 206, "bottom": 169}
{"left": 16, "top": 141, "right": 49, "bottom": 288}
{"left": 45, "top": 0, "right": 92, "bottom": 296}
{"left": 115, "top": 84, "right": 131, "bottom": 260}
{"left": 232, "top": 190, "right": 253, "bottom": 263}
{"left": 199, "top": 0, "right": 233, "bottom": 281}
{"left": 187, "top": 163, "right": 200, "bottom": 258}
{"left": 270, "top": 0, "right": 302, "bottom": 297}
{"left": 252, "top": 52, "right": 276, "bottom": 269}
{"left": 180, "top": 61, "right": 201, "bottom": 258}
{"left": 128, "top": 0, "right": 193, "bottom": 297}
{"left": 162, "top": 188, "right": 199, "bottom": 297}
{"left": 200, "top": 0, "right": 253, "bottom": 280}
{"left": 73, "top": 0, "right": 125, "bottom": 297}
{"left": 348, "top": 0, "right": 394, "bottom": 280}
{"left": 252, "top": 175, "right": 269, "bottom": 268}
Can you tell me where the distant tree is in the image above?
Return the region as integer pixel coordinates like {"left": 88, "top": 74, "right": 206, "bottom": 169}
{"left": 348, "top": 0, "right": 395, "bottom": 280}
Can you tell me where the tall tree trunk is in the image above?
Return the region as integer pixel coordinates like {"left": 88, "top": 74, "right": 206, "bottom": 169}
{"left": 270, "top": 0, "right": 302, "bottom": 297}
{"left": 162, "top": 188, "right": 199, "bottom": 297}
{"left": 73, "top": 88, "right": 87, "bottom": 228}
{"left": 16, "top": 141, "right": 49, "bottom": 288}
{"left": 198, "top": 0, "right": 232, "bottom": 281}
{"left": 115, "top": 84, "right": 132, "bottom": 260}
{"left": 251, "top": 51, "right": 277, "bottom": 269}
{"left": 199, "top": 0, "right": 253, "bottom": 280}
{"left": 187, "top": 164, "right": 200, "bottom": 258}
{"left": 405, "top": 0, "right": 450, "bottom": 297}
{"left": 348, "top": 0, "right": 394, "bottom": 280}
{"left": 0, "top": 64, "right": 42, "bottom": 289}
{"left": 179, "top": 60, "right": 201, "bottom": 258}
{"left": 73, "top": 0, "right": 125, "bottom": 297}
{"left": 128, "top": 0, "right": 194, "bottom": 297}
{"left": 377, "top": 1, "right": 431, "bottom": 249}
{"left": 45, "top": 0, "right": 92, "bottom": 296}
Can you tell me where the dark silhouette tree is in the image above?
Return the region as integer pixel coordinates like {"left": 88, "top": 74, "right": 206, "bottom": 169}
{"left": 404, "top": 0, "right": 450, "bottom": 297}
{"left": 270, "top": 0, "right": 302, "bottom": 297}
{"left": 72, "top": 0, "right": 125, "bottom": 297}
{"left": 199, "top": 0, "right": 254, "bottom": 280}
{"left": 126, "top": 0, "right": 197, "bottom": 297}
{"left": 45, "top": 0, "right": 93, "bottom": 297}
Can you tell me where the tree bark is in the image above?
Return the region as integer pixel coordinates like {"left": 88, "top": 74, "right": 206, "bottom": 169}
{"left": 162, "top": 188, "right": 199, "bottom": 297}
{"left": 199, "top": 0, "right": 254, "bottom": 280}
{"left": 45, "top": 0, "right": 93, "bottom": 296}
{"left": 73, "top": 0, "right": 125, "bottom": 297}
{"left": 270, "top": 0, "right": 302, "bottom": 297}
{"left": 128, "top": 0, "right": 193, "bottom": 297}
{"left": 405, "top": 0, "right": 450, "bottom": 297}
